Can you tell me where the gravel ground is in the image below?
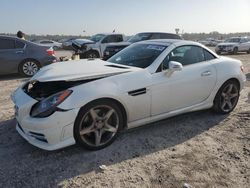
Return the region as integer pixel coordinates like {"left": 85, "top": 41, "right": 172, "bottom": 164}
{"left": 0, "top": 51, "right": 249, "bottom": 188}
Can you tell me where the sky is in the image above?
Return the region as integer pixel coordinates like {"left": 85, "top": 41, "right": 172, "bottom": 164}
{"left": 0, "top": 0, "right": 250, "bottom": 35}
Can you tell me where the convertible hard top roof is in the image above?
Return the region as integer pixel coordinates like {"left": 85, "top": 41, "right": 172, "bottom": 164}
{"left": 138, "top": 39, "right": 203, "bottom": 47}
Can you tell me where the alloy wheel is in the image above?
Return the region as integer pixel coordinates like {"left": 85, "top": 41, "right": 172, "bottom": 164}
{"left": 220, "top": 83, "right": 239, "bottom": 112}
{"left": 22, "top": 61, "right": 39, "bottom": 76}
{"left": 79, "top": 105, "right": 119, "bottom": 147}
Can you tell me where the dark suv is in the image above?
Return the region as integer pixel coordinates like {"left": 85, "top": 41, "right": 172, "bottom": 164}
{"left": 0, "top": 36, "right": 56, "bottom": 76}
{"left": 103, "top": 32, "right": 182, "bottom": 60}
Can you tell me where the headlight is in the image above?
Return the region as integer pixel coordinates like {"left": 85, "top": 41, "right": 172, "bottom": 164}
{"left": 30, "top": 90, "right": 72, "bottom": 118}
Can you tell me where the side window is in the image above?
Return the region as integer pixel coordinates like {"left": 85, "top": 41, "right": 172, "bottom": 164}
{"left": 115, "top": 35, "right": 123, "bottom": 42}
{"left": 203, "top": 49, "right": 216, "bottom": 61}
{"left": 0, "top": 39, "right": 15, "bottom": 50}
{"left": 150, "top": 33, "right": 161, "bottom": 39}
{"left": 157, "top": 45, "right": 206, "bottom": 72}
{"left": 240, "top": 38, "right": 247, "bottom": 43}
{"left": 102, "top": 36, "right": 112, "bottom": 43}
{"left": 171, "top": 45, "right": 205, "bottom": 66}
{"left": 15, "top": 40, "right": 25, "bottom": 49}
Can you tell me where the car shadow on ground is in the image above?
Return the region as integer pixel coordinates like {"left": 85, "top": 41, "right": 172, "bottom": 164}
{"left": 0, "top": 110, "right": 229, "bottom": 187}
{"left": 0, "top": 74, "right": 27, "bottom": 81}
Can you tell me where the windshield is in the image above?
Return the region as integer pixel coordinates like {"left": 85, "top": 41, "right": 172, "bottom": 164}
{"left": 128, "top": 33, "right": 152, "bottom": 43}
{"left": 225, "top": 38, "right": 240, "bottom": 43}
{"left": 107, "top": 43, "right": 167, "bottom": 68}
{"left": 90, "top": 34, "right": 105, "bottom": 42}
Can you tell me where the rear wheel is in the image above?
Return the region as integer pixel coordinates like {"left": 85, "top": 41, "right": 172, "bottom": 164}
{"left": 74, "top": 100, "right": 124, "bottom": 150}
{"left": 213, "top": 80, "right": 240, "bottom": 114}
{"left": 19, "top": 59, "right": 40, "bottom": 77}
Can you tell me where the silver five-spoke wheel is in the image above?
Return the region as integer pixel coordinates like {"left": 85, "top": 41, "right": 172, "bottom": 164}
{"left": 220, "top": 83, "right": 239, "bottom": 112}
{"left": 74, "top": 100, "right": 124, "bottom": 150}
{"left": 213, "top": 80, "right": 240, "bottom": 114}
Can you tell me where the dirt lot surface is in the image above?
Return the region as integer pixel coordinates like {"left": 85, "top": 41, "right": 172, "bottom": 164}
{"left": 0, "top": 51, "right": 249, "bottom": 188}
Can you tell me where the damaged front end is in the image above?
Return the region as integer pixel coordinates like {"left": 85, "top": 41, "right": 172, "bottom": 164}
{"left": 71, "top": 39, "right": 95, "bottom": 56}
{"left": 22, "top": 79, "right": 98, "bottom": 118}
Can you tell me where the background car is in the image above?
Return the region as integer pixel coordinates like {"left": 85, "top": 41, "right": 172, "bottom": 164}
{"left": 12, "top": 39, "right": 245, "bottom": 151}
{"left": 102, "top": 32, "right": 182, "bottom": 60}
{"left": 60, "top": 38, "right": 77, "bottom": 50}
{"left": 0, "top": 35, "right": 56, "bottom": 76}
{"left": 215, "top": 37, "right": 250, "bottom": 54}
{"left": 35, "top": 40, "right": 62, "bottom": 50}
{"left": 72, "top": 33, "right": 125, "bottom": 59}
{"left": 198, "top": 38, "right": 222, "bottom": 47}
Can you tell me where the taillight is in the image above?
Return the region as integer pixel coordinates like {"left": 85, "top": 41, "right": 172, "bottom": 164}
{"left": 240, "top": 65, "right": 244, "bottom": 73}
{"left": 46, "top": 48, "right": 55, "bottom": 56}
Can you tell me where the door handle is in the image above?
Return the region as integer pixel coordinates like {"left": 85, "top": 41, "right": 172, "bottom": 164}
{"left": 15, "top": 50, "right": 24, "bottom": 54}
{"left": 201, "top": 71, "right": 211, "bottom": 76}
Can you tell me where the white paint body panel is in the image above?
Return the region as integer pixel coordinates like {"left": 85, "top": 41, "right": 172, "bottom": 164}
{"left": 12, "top": 40, "right": 246, "bottom": 150}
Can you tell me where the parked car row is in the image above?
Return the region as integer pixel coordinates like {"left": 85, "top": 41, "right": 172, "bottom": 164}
{"left": 58, "top": 32, "right": 182, "bottom": 59}
{"left": 103, "top": 32, "right": 182, "bottom": 60}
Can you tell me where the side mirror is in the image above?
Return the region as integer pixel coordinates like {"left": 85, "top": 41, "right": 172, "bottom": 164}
{"left": 169, "top": 61, "right": 183, "bottom": 72}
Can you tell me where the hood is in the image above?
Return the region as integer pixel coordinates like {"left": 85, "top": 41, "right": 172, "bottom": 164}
{"left": 106, "top": 41, "right": 131, "bottom": 47}
{"left": 31, "top": 59, "right": 141, "bottom": 82}
{"left": 218, "top": 42, "right": 237, "bottom": 46}
{"left": 72, "top": 39, "right": 95, "bottom": 47}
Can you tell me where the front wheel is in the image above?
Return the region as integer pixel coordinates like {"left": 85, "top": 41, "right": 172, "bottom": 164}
{"left": 74, "top": 100, "right": 124, "bottom": 150}
{"left": 247, "top": 48, "right": 250, "bottom": 54}
{"left": 19, "top": 60, "right": 40, "bottom": 77}
{"left": 233, "top": 47, "right": 238, "bottom": 55}
{"left": 216, "top": 51, "right": 221, "bottom": 55}
{"left": 213, "top": 80, "right": 240, "bottom": 114}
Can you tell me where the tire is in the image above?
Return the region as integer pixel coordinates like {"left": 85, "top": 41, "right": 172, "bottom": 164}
{"left": 18, "top": 59, "right": 40, "bottom": 77}
{"left": 233, "top": 47, "right": 238, "bottom": 55}
{"left": 85, "top": 51, "right": 100, "bottom": 59}
{"left": 74, "top": 99, "right": 124, "bottom": 150}
{"left": 247, "top": 48, "right": 250, "bottom": 54}
{"left": 213, "top": 80, "right": 240, "bottom": 114}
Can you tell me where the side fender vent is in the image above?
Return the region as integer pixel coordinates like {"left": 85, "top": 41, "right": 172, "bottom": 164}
{"left": 128, "top": 88, "right": 147, "bottom": 96}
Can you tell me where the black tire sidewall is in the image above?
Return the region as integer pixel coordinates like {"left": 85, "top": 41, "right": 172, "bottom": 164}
{"left": 74, "top": 99, "right": 124, "bottom": 150}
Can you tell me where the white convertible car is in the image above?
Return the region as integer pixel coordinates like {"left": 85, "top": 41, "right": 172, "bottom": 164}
{"left": 12, "top": 39, "right": 246, "bottom": 150}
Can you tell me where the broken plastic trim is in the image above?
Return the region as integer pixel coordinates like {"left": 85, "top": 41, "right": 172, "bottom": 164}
{"left": 23, "top": 78, "right": 102, "bottom": 100}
